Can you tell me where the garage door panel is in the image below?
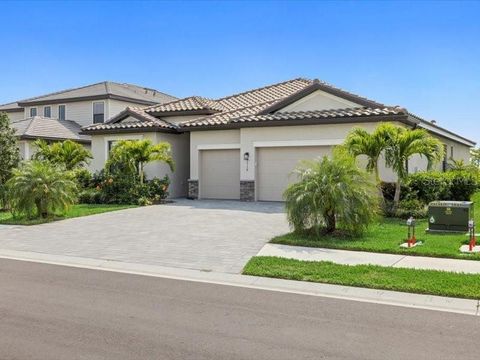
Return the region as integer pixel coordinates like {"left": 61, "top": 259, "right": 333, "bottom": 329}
{"left": 200, "top": 149, "right": 240, "bottom": 200}
{"left": 257, "top": 146, "right": 331, "bottom": 201}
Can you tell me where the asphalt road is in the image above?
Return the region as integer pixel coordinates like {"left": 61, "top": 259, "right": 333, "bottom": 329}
{"left": 0, "top": 259, "right": 478, "bottom": 360}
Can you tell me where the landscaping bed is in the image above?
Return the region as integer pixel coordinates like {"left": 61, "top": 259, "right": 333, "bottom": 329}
{"left": 0, "top": 204, "right": 137, "bottom": 225}
{"left": 271, "top": 193, "right": 480, "bottom": 261}
{"left": 243, "top": 256, "right": 480, "bottom": 299}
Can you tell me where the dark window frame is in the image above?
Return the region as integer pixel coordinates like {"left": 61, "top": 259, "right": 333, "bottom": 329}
{"left": 58, "top": 104, "right": 66, "bottom": 121}
{"left": 93, "top": 101, "right": 105, "bottom": 124}
{"left": 43, "top": 106, "right": 51, "bottom": 118}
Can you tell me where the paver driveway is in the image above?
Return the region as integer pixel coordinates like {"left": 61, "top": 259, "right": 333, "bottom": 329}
{"left": 0, "top": 199, "right": 288, "bottom": 273}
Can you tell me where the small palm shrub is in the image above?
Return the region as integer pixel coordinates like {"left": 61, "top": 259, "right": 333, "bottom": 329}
{"left": 7, "top": 161, "right": 77, "bottom": 218}
{"left": 284, "top": 151, "right": 379, "bottom": 236}
{"left": 33, "top": 139, "right": 92, "bottom": 170}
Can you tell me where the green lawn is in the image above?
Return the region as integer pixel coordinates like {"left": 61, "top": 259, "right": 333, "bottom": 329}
{"left": 272, "top": 193, "right": 480, "bottom": 260}
{"left": 243, "top": 256, "right": 480, "bottom": 299}
{"left": 0, "top": 204, "right": 137, "bottom": 225}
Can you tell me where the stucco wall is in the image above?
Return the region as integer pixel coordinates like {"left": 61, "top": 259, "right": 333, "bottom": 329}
{"left": 278, "top": 90, "right": 359, "bottom": 112}
{"left": 6, "top": 111, "right": 24, "bottom": 122}
{"left": 90, "top": 131, "right": 189, "bottom": 198}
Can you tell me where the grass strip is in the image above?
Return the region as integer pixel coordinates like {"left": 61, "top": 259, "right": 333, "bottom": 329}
{"left": 0, "top": 204, "right": 137, "bottom": 225}
{"left": 243, "top": 256, "right": 480, "bottom": 299}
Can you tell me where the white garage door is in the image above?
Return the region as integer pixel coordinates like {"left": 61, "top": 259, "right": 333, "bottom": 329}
{"left": 257, "top": 146, "right": 332, "bottom": 201}
{"left": 200, "top": 149, "right": 240, "bottom": 200}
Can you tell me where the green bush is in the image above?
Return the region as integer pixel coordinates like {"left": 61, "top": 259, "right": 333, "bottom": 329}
{"left": 447, "top": 170, "right": 479, "bottom": 201}
{"left": 395, "top": 199, "right": 428, "bottom": 219}
{"left": 7, "top": 161, "right": 77, "bottom": 219}
{"left": 78, "top": 188, "right": 102, "bottom": 204}
{"left": 405, "top": 171, "right": 480, "bottom": 203}
{"left": 284, "top": 151, "right": 379, "bottom": 236}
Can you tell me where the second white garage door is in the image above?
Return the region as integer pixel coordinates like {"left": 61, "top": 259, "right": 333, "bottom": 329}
{"left": 200, "top": 149, "right": 240, "bottom": 200}
{"left": 257, "top": 146, "right": 332, "bottom": 201}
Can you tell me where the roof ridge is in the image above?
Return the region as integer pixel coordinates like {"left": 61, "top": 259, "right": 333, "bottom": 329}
{"left": 17, "top": 81, "right": 109, "bottom": 103}
{"left": 215, "top": 77, "right": 312, "bottom": 102}
{"left": 178, "top": 99, "right": 279, "bottom": 126}
{"left": 106, "top": 81, "right": 178, "bottom": 100}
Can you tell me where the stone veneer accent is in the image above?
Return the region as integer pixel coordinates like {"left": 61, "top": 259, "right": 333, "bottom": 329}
{"left": 240, "top": 180, "right": 255, "bottom": 202}
{"left": 187, "top": 179, "right": 199, "bottom": 199}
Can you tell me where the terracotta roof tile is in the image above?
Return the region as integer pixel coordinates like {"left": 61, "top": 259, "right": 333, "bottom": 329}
{"left": 145, "top": 96, "right": 226, "bottom": 113}
{"left": 82, "top": 107, "right": 178, "bottom": 132}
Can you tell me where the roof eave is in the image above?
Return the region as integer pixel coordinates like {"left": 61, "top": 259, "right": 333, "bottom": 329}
{"left": 181, "top": 114, "right": 412, "bottom": 131}
{"left": 80, "top": 126, "right": 180, "bottom": 136}
{"left": 18, "top": 134, "right": 91, "bottom": 144}
{"left": 146, "top": 109, "right": 220, "bottom": 117}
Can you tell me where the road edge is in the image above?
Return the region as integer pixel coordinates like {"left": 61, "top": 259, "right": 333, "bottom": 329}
{"left": 0, "top": 248, "right": 477, "bottom": 316}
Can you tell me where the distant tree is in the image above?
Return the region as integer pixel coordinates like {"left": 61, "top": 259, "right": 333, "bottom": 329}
{"left": 0, "top": 112, "right": 20, "bottom": 207}
{"left": 470, "top": 148, "right": 480, "bottom": 167}
{"left": 33, "top": 139, "right": 92, "bottom": 170}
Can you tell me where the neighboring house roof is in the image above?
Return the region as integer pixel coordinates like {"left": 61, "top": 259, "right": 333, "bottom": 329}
{"left": 11, "top": 116, "right": 91, "bottom": 143}
{"left": 16, "top": 81, "right": 177, "bottom": 106}
{"left": 82, "top": 107, "right": 179, "bottom": 133}
{"left": 83, "top": 77, "right": 475, "bottom": 146}
{"left": 0, "top": 101, "right": 22, "bottom": 112}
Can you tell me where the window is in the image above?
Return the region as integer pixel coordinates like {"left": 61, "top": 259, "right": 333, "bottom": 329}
{"left": 93, "top": 101, "right": 105, "bottom": 123}
{"left": 30, "top": 107, "right": 37, "bottom": 117}
{"left": 58, "top": 105, "right": 66, "bottom": 121}
{"left": 43, "top": 106, "right": 51, "bottom": 118}
{"left": 450, "top": 146, "right": 454, "bottom": 159}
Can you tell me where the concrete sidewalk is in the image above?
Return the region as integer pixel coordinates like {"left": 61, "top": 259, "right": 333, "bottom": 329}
{"left": 258, "top": 244, "right": 480, "bottom": 274}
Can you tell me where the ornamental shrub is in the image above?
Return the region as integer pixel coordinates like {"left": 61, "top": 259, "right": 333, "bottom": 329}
{"left": 284, "top": 151, "right": 379, "bottom": 236}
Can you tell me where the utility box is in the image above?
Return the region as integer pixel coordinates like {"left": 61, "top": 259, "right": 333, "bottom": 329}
{"left": 427, "top": 201, "right": 474, "bottom": 233}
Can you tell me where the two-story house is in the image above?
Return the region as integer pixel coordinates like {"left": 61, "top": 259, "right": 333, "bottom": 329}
{"left": 0, "top": 81, "right": 177, "bottom": 159}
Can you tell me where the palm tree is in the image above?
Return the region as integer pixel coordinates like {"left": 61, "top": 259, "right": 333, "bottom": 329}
{"left": 385, "top": 127, "right": 443, "bottom": 206}
{"left": 284, "top": 150, "right": 379, "bottom": 235}
{"left": 343, "top": 123, "right": 396, "bottom": 183}
{"left": 34, "top": 139, "right": 92, "bottom": 170}
{"left": 108, "top": 140, "right": 174, "bottom": 184}
{"left": 7, "top": 161, "right": 77, "bottom": 218}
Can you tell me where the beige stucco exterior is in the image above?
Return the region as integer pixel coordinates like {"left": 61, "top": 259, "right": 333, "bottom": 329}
{"left": 278, "top": 89, "right": 359, "bottom": 112}
{"left": 90, "top": 131, "right": 189, "bottom": 198}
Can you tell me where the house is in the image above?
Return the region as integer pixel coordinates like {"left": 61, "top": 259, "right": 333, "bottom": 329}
{"left": 0, "top": 81, "right": 177, "bottom": 159}
{"left": 82, "top": 77, "right": 475, "bottom": 201}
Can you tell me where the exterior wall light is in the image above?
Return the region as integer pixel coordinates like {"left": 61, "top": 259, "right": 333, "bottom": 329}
{"left": 244, "top": 152, "right": 250, "bottom": 171}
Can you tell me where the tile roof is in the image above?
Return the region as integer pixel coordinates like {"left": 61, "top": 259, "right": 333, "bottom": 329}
{"left": 229, "top": 107, "right": 408, "bottom": 124}
{"left": 145, "top": 96, "right": 227, "bottom": 113}
{"left": 16, "top": 81, "right": 177, "bottom": 106}
{"left": 82, "top": 107, "right": 179, "bottom": 132}
{"left": 0, "top": 101, "right": 22, "bottom": 112}
{"left": 11, "top": 117, "right": 90, "bottom": 143}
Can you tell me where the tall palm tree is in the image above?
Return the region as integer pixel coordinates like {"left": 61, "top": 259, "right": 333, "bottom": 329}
{"left": 344, "top": 123, "right": 396, "bottom": 183}
{"left": 34, "top": 139, "right": 92, "bottom": 170}
{"left": 108, "top": 140, "right": 175, "bottom": 184}
{"left": 385, "top": 127, "right": 443, "bottom": 205}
